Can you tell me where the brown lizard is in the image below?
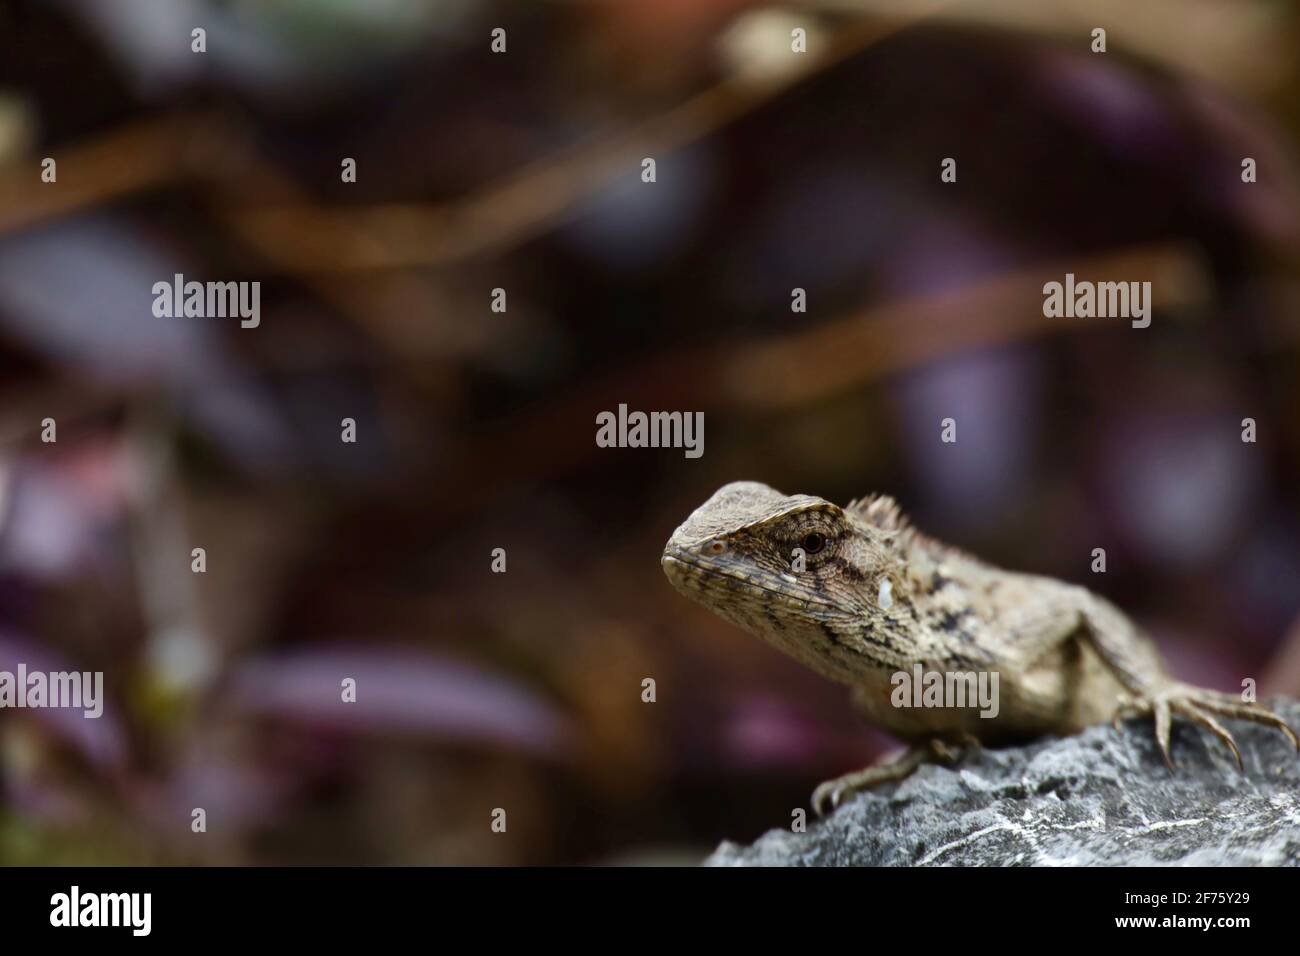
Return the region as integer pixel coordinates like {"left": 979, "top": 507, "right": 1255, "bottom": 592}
{"left": 662, "top": 481, "right": 1299, "bottom": 815}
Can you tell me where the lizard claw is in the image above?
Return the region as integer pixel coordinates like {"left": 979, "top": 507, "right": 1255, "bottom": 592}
{"left": 1153, "top": 697, "right": 1174, "bottom": 770}
{"left": 1111, "top": 692, "right": 1139, "bottom": 731}
{"left": 811, "top": 780, "right": 845, "bottom": 818}
{"left": 809, "top": 741, "right": 956, "bottom": 817}
{"left": 1115, "top": 683, "right": 1297, "bottom": 770}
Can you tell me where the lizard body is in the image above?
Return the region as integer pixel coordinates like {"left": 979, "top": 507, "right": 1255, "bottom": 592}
{"left": 662, "top": 481, "right": 1298, "bottom": 814}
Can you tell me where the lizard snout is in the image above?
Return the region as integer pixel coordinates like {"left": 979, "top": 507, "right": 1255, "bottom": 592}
{"left": 660, "top": 536, "right": 721, "bottom": 591}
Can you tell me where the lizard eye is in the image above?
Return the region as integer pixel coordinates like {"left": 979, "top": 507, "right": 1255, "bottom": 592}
{"left": 801, "top": 532, "right": 827, "bottom": 555}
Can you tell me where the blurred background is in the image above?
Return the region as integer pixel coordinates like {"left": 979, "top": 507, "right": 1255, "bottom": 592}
{"left": 1, "top": 0, "right": 1299, "bottom": 865}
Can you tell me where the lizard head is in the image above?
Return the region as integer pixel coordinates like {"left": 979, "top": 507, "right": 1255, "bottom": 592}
{"left": 662, "top": 481, "right": 910, "bottom": 682}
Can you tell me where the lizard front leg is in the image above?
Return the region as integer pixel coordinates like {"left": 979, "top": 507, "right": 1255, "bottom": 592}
{"left": 1076, "top": 598, "right": 1299, "bottom": 768}
{"left": 811, "top": 738, "right": 971, "bottom": 816}
{"left": 1106, "top": 680, "right": 1299, "bottom": 769}
{"left": 810, "top": 682, "right": 982, "bottom": 815}
{"left": 812, "top": 744, "right": 930, "bottom": 816}
{"left": 988, "top": 586, "right": 1298, "bottom": 769}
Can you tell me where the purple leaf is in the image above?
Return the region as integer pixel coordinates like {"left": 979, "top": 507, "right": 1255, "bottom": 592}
{"left": 226, "top": 645, "right": 575, "bottom": 759}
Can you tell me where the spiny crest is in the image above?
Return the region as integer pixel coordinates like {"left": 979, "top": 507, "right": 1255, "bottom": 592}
{"left": 846, "top": 493, "right": 962, "bottom": 564}
{"left": 846, "top": 493, "right": 912, "bottom": 536}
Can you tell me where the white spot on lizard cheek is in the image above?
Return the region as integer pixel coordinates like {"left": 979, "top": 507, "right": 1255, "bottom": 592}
{"left": 878, "top": 579, "right": 893, "bottom": 610}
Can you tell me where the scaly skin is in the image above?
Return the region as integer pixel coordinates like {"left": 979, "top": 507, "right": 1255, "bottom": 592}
{"left": 662, "top": 482, "right": 1298, "bottom": 815}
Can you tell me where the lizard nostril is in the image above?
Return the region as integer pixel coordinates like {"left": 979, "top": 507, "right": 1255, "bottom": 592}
{"left": 706, "top": 540, "right": 727, "bottom": 555}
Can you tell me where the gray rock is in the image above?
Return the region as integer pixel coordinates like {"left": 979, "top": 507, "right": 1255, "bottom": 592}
{"left": 707, "top": 699, "right": 1300, "bottom": 866}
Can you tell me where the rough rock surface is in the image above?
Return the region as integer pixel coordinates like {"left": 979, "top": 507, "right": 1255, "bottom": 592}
{"left": 707, "top": 699, "right": 1300, "bottom": 866}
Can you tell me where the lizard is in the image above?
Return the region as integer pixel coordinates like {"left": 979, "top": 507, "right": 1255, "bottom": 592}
{"left": 661, "top": 481, "right": 1299, "bottom": 816}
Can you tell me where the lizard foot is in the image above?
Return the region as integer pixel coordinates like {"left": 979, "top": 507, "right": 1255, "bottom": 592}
{"left": 811, "top": 740, "right": 963, "bottom": 817}
{"left": 1112, "top": 683, "right": 1300, "bottom": 770}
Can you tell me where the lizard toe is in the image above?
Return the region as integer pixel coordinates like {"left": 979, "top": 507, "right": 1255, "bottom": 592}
{"left": 1174, "top": 701, "right": 1244, "bottom": 771}
{"left": 810, "top": 782, "right": 839, "bottom": 818}
{"left": 1153, "top": 698, "right": 1175, "bottom": 770}
{"left": 1171, "top": 691, "right": 1300, "bottom": 752}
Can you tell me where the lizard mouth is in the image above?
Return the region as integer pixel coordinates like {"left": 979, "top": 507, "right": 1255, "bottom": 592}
{"left": 661, "top": 550, "right": 837, "bottom": 613}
